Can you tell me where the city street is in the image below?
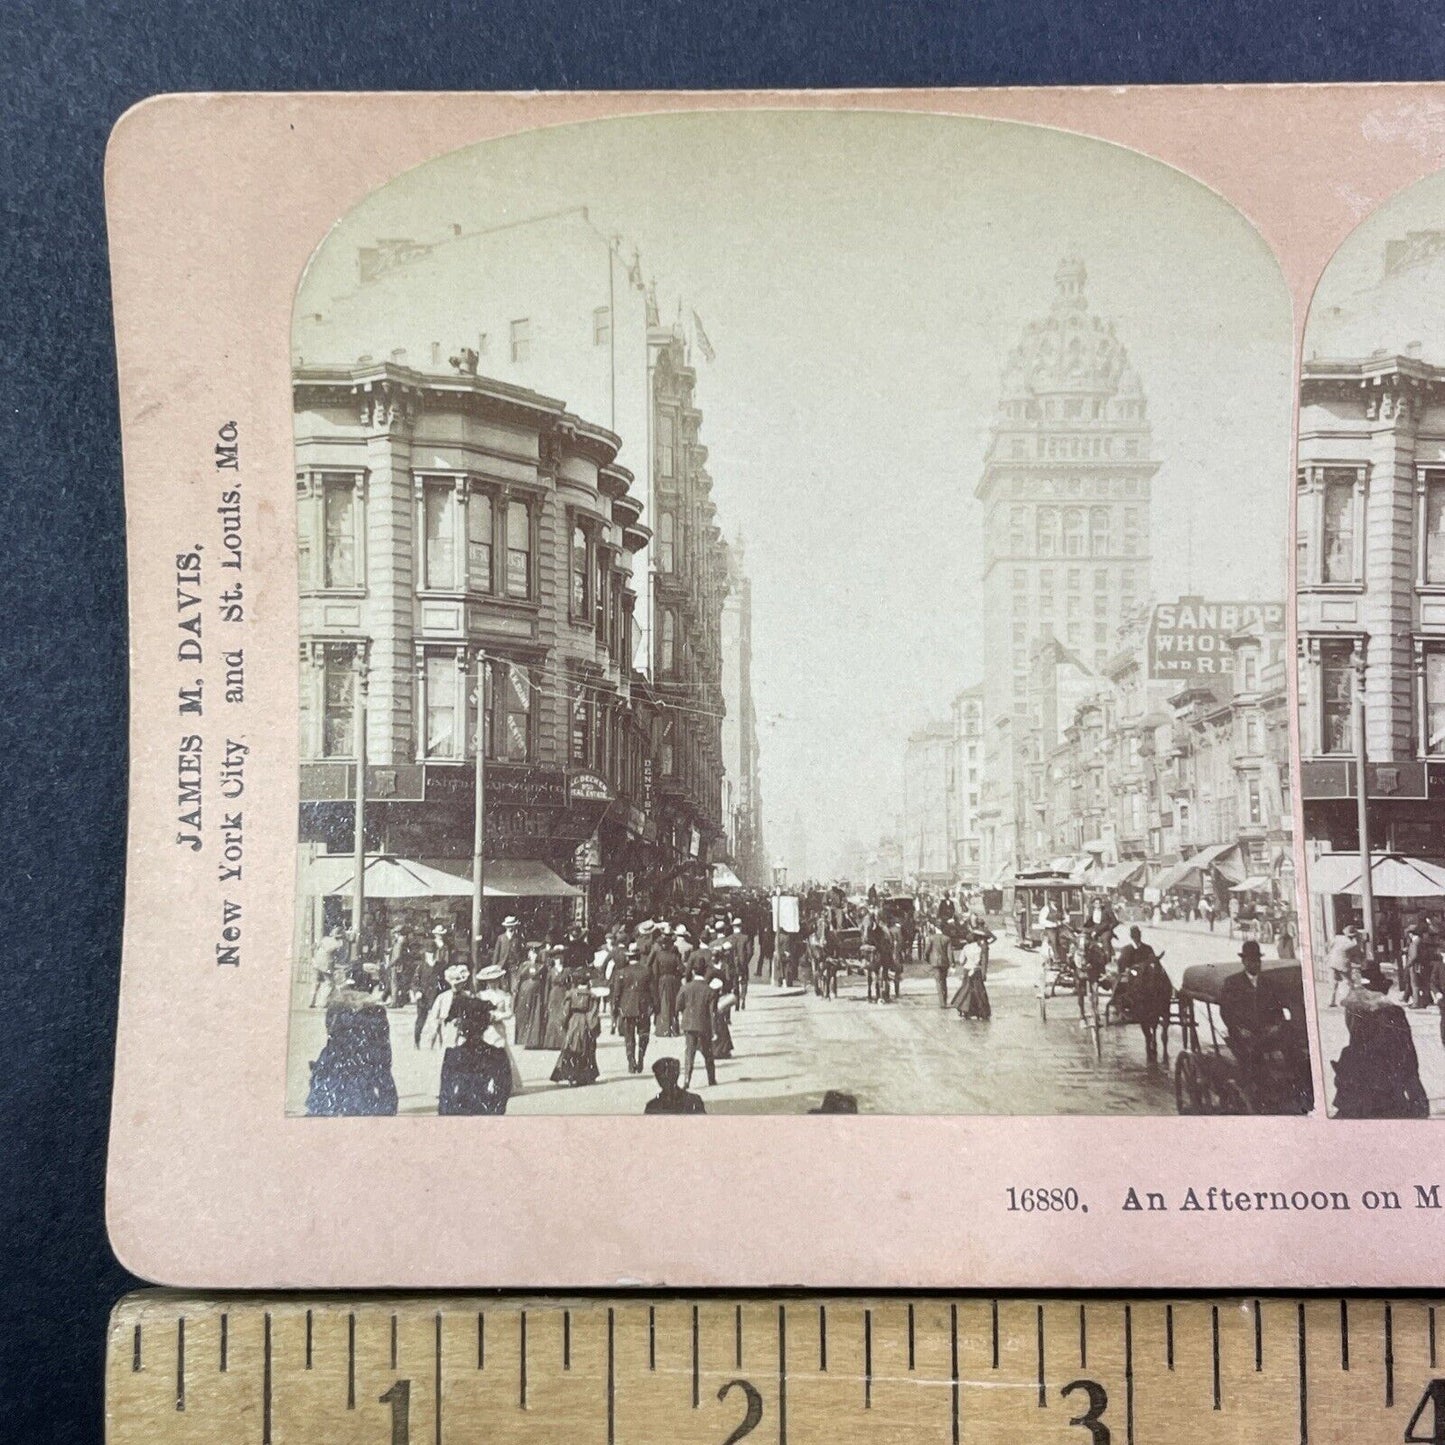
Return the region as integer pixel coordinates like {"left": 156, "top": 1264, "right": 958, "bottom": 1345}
{"left": 287, "top": 921, "right": 1266, "bottom": 1117}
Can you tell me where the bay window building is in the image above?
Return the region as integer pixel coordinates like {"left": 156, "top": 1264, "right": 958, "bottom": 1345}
{"left": 294, "top": 358, "right": 648, "bottom": 943}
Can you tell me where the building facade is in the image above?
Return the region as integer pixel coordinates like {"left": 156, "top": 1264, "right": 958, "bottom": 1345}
{"left": 295, "top": 207, "right": 736, "bottom": 891}
{"left": 294, "top": 360, "right": 657, "bottom": 948}
{"left": 901, "top": 720, "right": 955, "bottom": 887}
{"left": 948, "top": 685, "right": 985, "bottom": 885}
{"left": 975, "top": 255, "right": 1159, "bottom": 883}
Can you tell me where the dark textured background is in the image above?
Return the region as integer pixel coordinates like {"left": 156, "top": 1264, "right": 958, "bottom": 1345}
{"left": 4, "top": 3, "right": 1445, "bottom": 1437}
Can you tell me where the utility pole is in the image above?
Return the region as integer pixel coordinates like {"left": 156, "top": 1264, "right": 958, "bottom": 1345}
{"left": 1353, "top": 644, "right": 1376, "bottom": 947}
{"left": 350, "top": 647, "right": 369, "bottom": 942}
{"left": 471, "top": 651, "right": 488, "bottom": 974}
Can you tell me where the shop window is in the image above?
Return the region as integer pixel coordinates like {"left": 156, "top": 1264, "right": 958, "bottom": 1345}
{"left": 322, "top": 475, "right": 362, "bottom": 589}
{"left": 571, "top": 682, "right": 592, "bottom": 766}
{"left": 1424, "top": 470, "right": 1445, "bottom": 584}
{"left": 424, "top": 652, "right": 459, "bottom": 758}
{"left": 506, "top": 500, "right": 531, "bottom": 599}
{"left": 1322, "top": 472, "right": 1357, "bottom": 583}
{"left": 1244, "top": 775, "right": 1264, "bottom": 825}
{"left": 1319, "top": 641, "right": 1354, "bottom": 755}
{"left": 423, "top": 481, "right": 457, "bottom": 590}
{"left": 1089, "top": 507, "right": 1111, "bottom": 556}
{"left": 467, "top": 490, "right": 492, "bottom": 592}
{"left": 571, "top": 522, "right": 590, "bottom": 619}
{"left": 500, "top": 662, "right": 532, "bottom": 762}
{"left": 321, "top": 643, "right": 358, "bottom": 758}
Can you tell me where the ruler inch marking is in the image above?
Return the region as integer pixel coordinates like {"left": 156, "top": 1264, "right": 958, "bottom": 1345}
{"left": 818, "top": 1303, "right": 826, "bottom": 1372}
{"left": 347, "top": 1311, "right": 355, "bottom": 1409}
{"left": 564, "top": 1308, "right": 571, "bottom": 1370}
{"left": 648, "top": 1305, "right": 655, "bottom": 1372}
{"left": 391, "top": 1311, "right": 399, "bottom": 1371}
{"left": 863, "top": 1308, "right": 872, "bottom": 1409}
{"left": 1298, "top": 1300, "right": 1309, "bottom": 1445}
{"left": 1254, "top": 1299, "right": 1262, "bottom": 1372}
{"left": 950, "top": 1301, "right": 960, "bottom": 1445}
{"left": 262, "top": 1312, "right": 272, "bottom": 1445}
{"left": 990, "top": 1298, "right": 999, "bottom": 1370}
{"left": 607, "top": 1307, "right": 616, "bottom": 1445}
{"left": 1166, "top": 1302, "right": 1174, "bottom": 1370}
{"left": 691, "top": 1304, "right": 699, "bottom": 1407}
{"left": 1125, "top": 1302, "right": 1135, "bottom": 1445}
{"left": 175, "top": 1317, "right": 185, "bottom": 1412}
{"left": 520, "top": 1310, "right": 528, "bottom": 1409}
{"left": 219, "top": 1313, "right": 228, "bottom": 1373}
{"left": 1036, "top": 1303, "right": 1047, "bottom": 1407}
{"left": 777, "top": 1303, "right": 787, "bottom": 1445}
{"left": 1340, "top": 1298, "right": 1349, "bottom": 1371}
{"left": 434, "top": 1311, "right": 442, "bottom": 1445}
{"left": 477, "top": 1311, "right": 484, "bottom": 1370}
{"left": 305, "top": 1308, "right": 313, "bottom": 1371}
{"left": 1211, "top": 1303, "right": 1221, "bottom": 1410}
{"left": 1079, "top": 1302, "right": 1087, "bottom": 1368}
{"left": 132, "top": 1322, "right": 141, "bottom": 1373}
{"left": 736, "top": 1302, "right": 743, "bottom": 1369}
{"left": 907, "top": 1302, "right": 915, "bottom": 1371}
{"left": 1385, "top": 1302, "right": 1394, "bottom": 1408}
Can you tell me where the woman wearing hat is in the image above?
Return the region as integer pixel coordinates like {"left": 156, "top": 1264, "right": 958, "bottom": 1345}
{"left": 550, "top": 972, "right": 603, "bottom": 1086}
{"left": 305, "top": 981, "right": 398, "bottom": 1117}
{"left": 420, "top": 962, "right": 476, "bottom": 1051}
{"left": 512, "top": 942, "right": 550, "bottom": 1051}
{"left": 436, "top": 994, "right": 514, "bottom": 1115}
{"left": 542, "top": 947, "right": 570, "bottom": 1050}
{"left": 474, "top": 963, "right": 525, "bottom": 1093}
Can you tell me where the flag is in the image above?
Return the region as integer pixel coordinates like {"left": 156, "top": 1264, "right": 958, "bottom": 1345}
{"left": 692, "top": 310, "right": 715, "bottom": 362}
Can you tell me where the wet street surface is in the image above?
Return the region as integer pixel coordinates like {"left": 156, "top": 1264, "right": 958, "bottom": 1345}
{"left": 287, "top": 922, "right": 1269, "bottom": 1116}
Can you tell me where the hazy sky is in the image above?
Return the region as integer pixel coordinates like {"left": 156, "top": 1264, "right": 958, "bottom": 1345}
{"left": 1307, "top": 165, "right": 1445, "bottom": 361}
{"left": 300, "top": 112, "right": 1294, "bottom": 876}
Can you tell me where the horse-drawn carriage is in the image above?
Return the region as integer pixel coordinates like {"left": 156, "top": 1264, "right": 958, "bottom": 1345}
{"left": 1172, "top": 960, "right": 1312, "bottom": 1115}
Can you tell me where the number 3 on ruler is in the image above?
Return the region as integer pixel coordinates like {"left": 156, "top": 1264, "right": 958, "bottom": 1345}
{"left": 1061, "top": 1378, "right": 1110, "bottom": 1443}
{"left": 717, "top": 1378, "right": 763, "bottom": 1443}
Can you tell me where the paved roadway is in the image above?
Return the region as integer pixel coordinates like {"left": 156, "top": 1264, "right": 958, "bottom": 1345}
{"left": 287, "top": 921, "right": 1268, "bottom": 1117}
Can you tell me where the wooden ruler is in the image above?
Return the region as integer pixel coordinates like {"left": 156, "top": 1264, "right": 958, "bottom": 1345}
{"left": 108, "top": 1293, "right": 1445, "bottom": 1443}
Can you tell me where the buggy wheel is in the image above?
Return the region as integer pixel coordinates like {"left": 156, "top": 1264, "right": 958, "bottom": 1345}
{"left": 1175, "top": 1053, "right": 1208, "bottom": 1114}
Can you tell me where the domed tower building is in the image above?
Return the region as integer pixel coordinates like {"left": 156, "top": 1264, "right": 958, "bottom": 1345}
{"left": 975, "top": 256, "right": 1160, "bottom": 883}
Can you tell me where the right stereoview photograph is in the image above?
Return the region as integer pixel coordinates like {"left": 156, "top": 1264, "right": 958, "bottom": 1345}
{"left": 1301, "top": 169, "right": 1445, "bottom": 1118}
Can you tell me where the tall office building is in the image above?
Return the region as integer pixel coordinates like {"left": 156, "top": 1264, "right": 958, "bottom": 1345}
{"left": 974, "top": 256, "right": 1160, "bottom": 880}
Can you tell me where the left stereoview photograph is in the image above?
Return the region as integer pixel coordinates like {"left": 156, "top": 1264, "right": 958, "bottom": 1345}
{"left": 286, "top": 111, "right": 1310, "bottom": 1117}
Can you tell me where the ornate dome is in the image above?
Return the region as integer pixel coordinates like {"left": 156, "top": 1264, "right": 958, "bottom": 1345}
{"left": 997, "top": 254, "right": 1133, "bottom": 399}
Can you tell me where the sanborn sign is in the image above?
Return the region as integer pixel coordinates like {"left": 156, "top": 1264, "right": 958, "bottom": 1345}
{"left": 1147, "top": 596, "right": 1285, "bottom": 677}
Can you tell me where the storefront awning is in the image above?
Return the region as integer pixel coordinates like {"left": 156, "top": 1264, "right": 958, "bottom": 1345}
{"left": 1153, "top": 841, "right": 1242, "bottom": 893}
{"left": 711, "top": 862, "right": 745, "bottom": 890}
{"left": 306, "top": 855, "right": 475, "bottom": 899}
{"left": 1088, "top": 860, "right": 1146, "bottom": 890}
{"left": 1229, "top": 875, "right": 1274, "bottom": 894}
{"left": 306, "top": 855, "right": 580, "bottom": 899}
{"left": 1307, "top": 853, "right": 1445, "bottom": 899}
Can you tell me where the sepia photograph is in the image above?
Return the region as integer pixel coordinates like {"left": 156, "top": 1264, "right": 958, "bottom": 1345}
{"left": 284, "top": 111, "right": 1310, "bottom": 1117}
{"left": 1299, "top": 167, "right": 1445, "bottom": 1118}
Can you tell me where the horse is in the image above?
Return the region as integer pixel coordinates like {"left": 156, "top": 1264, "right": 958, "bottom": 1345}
{"left": 1112, "top": 948, "right": 1173, "bottom": 1067}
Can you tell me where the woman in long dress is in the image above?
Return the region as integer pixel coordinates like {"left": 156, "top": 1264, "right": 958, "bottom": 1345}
{"left": 550, "top": 976, "right": 601, "bottom": 1086}
{"left": 710, "top": 972, "right": 736, "bottom": 1059}
{"left": 542, "top": 950, "right": 569, "bottom": 1050}
{"left": 512, "top": 944, "right": 549, "bottom": 1050}
{"left": 306, "top": 984, "right": 398, "bottom": 1116}
{"left": 473, "top": 964, "right": 525, "bottom": 1094}
{"left": 436, "top": 995, "right": 513, "bottom": 1115}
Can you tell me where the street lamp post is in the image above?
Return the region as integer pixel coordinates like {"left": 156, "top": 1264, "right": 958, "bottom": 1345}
{"left": 350, "top": 647, "right": 369, "bottom": 942}
{"left": 1353, "top": 645, "right": 1376, "bottom": 949}
{"left": 470, "top": 651, "right": 488, "bottom": 975}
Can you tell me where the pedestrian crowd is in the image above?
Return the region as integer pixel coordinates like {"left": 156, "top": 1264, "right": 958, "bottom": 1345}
{"left": 304, "top": 907, "right": 769, "bottom": 1116}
